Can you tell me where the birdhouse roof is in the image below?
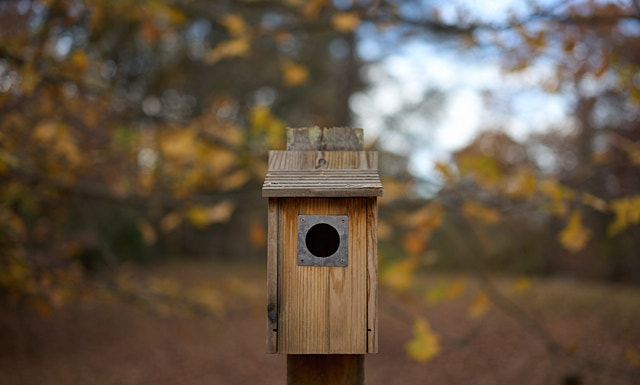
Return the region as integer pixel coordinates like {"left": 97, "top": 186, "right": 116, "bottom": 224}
{"left": 262, "top": 151, "right": 383, "bottom": 198}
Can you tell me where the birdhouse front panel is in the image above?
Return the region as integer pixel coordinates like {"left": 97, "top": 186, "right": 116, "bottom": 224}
{"left": 279, "top": 197, "right": 367, "bottom": 354}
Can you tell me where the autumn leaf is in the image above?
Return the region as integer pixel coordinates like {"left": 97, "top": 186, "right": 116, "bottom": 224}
{"left": 581, "top": 193, "right": 608, "bottom": 212}
{"left": 513, "top": 276, "right": 532, "bottom": 294}
{"left": 186, "top": 200, "right": 235, "bottom": 228}
{"left": 20, "top": 64, "right": 41, "bottom": 95}
{"left": 402, "top": 230, "right": 428, "bottom": 256}
{"left": 249, "top": 219, "right": 267, "bottom": 248}
{"left": 204, "top": 38, "right": 250, "bottom": 64}
{"left": 301, "top": 0, "right": 328, "bottom": 18}
{"left": 138, "top": 219, "right": 157, "bottom": 245}
{"left": 468, "top": 291, "right": 490, "bottom": 319}
{"left": 425, "top": 277, "right": 466, "bottom": 305}
{"left": 250, "top": 104, "right": 286, "bottom": 149}
{"left": 406, "top": 201, "right": 445, "bottom": 232}
{"left": 160, "top": 211, "right": 182, "bottom": 233}
{"left": 405, "top": 318, "right": 441, "bottom": 363}
{"left": 625, "top": 347, "right": 640, "bottom": 368}
{"left": 608, "top": 195, "right": 640, "bottom": 237}
{"left": 381, "top": 257, "right": 417, "bottom": 292}
{"left": 220, "top": 14, "right": 249, "bottom": 37}
{"left": 280, "top": 59, "right": 309, "bottom": 86}
{"left": 505, "top": 166, "right": 536, "bottom": 199}
{"left": 434, "top": 161, "right": 456, "bottom": 184}
{"left": 331, "top": 12, "right": 361, "bottom": 33}
{"left": 462, "top": 201, "right": 501, "bottom": 225}
{"left": 71, "top": 51, "right": 89, "bottom": 72}
{"left": 559, "top": 210, "right": 591, "bottom": 252}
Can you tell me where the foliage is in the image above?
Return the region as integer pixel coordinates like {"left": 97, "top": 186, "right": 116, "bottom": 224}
{"left": 1, "top": 0, "right": 640, "bottom": 380}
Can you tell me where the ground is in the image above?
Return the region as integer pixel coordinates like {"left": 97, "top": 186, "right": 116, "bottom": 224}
{"left": 1, "top": 260, "right": 639, "bottom": 385}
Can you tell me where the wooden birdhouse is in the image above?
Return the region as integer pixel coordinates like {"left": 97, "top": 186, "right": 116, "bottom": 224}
{"left": 262, "top": 127, "right": 383, "bottom": 355}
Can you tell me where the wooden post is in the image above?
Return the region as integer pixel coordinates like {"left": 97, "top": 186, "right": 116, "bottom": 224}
{"left": 287, "top": 355, "right": 364, "bottom": 385}
{"left": 286, "top": 127, "right": 365, "bottom": 385}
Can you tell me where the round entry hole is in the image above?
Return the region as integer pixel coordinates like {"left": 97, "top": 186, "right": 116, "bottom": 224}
{"left": 305, "top": 223, "right": 340, "bottom": 258}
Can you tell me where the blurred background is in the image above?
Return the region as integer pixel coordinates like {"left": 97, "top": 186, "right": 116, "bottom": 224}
{"left": 1, "top": 0, "right": 640, "bottom": 384}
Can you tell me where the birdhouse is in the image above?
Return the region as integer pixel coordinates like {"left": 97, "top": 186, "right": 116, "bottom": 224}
{"left": 262, "top": 127, "right": 383, "bottom": 355}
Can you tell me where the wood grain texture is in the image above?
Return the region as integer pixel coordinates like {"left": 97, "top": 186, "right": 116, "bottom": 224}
{"left": 366, "top": 197, "right": 378, "bottom": 353}
{"left": 279, "top": 198, "right": 367, "bottom": 354}
{"left": 266, "top": 198, "right": 279, "bottom": 353}
{"left": 287, "top": 127, "right": 364, "bottom": 151}
{"left": 263, "top": 151, "right": 382, "bottom": 198}
{"left": 263, "top": 171, "right": 383, "bottom": 197}
{"left": 268, "top": 151, "right": 377, "bottom": 171}
{"left": 287, "top": 355, "right": 364, "bottom": 385}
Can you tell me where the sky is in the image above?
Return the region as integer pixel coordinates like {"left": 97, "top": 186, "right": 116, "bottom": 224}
{"left": 350, "top": 0, "right": 576, "bottom": 180}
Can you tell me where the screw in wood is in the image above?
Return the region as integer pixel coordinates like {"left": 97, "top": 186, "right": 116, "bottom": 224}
{"left": 340, "top": 259, "right": 345, "bottom": 264}
{"left": 318, "top": 158, "right": 326, "bottom": 166}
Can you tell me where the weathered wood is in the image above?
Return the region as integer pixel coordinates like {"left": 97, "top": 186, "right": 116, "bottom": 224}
{"left": 287, "top": 355, "right": 364, "bottom": 385}
{"left": 287, "top": 127, "right": 364, "bottom": 151}
{"left": 267, "top": 127, "right": 377, "bottom": 385}
{"left": 366, "top": 197, "right": 378, "bottom": 353}
{"left": 262, "top": 170, "right": 383, "bottom": 198}
{"left": 279, "top": 198, "right": 367, "bottom": 354}
{"left": 266, "top": 198, "right": 279, "bottom": 353}
{"left": 268, "top": 151, "right": 376, "bottom": 171}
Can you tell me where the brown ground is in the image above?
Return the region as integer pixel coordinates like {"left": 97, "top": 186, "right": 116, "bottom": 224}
{"left": 1, "top": 260, "right": 639, "bottom": 385}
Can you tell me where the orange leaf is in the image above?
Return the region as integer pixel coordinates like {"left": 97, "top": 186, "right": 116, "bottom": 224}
{"left": 280, "top": 59, "right": 309, "bottom": 86}
{"left": 331, "top": 12, "right": 361, "bottom": 33}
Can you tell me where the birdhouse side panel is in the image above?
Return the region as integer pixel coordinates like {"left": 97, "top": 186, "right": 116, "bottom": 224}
{"left": 266, "top": 198, "right": 279, "bottom": 353}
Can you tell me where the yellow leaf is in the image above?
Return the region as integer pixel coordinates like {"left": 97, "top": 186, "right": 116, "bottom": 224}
{"left": 406, "top": 201, "right": 445, "bottom": 232}
{"left": 160, "top": 211, "right": 182, "bottom": 233}
{"left": 250, "top": 104, "right": 286, "bottom": 149}
{"left": 424, "top": 278, "right": 465, "bottom": 305}
{"left": 20, "top": 64, "right": 41, "bottom": 95}
{"left": 221, "top": 169, "right": 250, "bottom": 191}
{"left": 625, "top": 347, "right": 640, "bottom": 368}
{"left": 468, "top": 291, "right": 490, "bottom": 319}
{"left": 281, "top": 59, "right": 309, "bottom": 86}
{"left": 381, "top": 257, "right": 417, "bottom": 292}
{"left": 457, "top": 153, "right": 502, "bottom": 190}
{"left": 138, "top": 219, "right": 157, "bottom": 245}
{"left": 559, "top": 210, "right": 591, "bottom": 252}
{"left": 461, "top": 201, "right": 501, "bottom": 225}
{"left": 405, "top": 318, "right": 441, "bottom": 363}
{"left": 220, "top": 13, "right": 248, "bottom": 37}
{"left": 608, "top": 195, "right": 640, "bottom": 237}
{"left": 33, "top": 122, "right": 58, "bottom": 142}
{"left": 424, "top": 281, "right": 447, "bottom": 304}
{"left": 204, "top": 38, "right": 250, "bottom": 64}
{"left": 513, "top": 276, "right": 532, "bottom": 293}
{"left": 186, "top": 200, "right": 235, "bottom": 228}
{"left": 446, "top": 277, "right": 467, "bottom": 299}
{"left": 302, "top": 0, "right": 328, "bottom": 18}
{"left": 539, "top": 178, "right": 574, "bottom": 217}
{"left": 582, "top": 193, "right": 608, "bottom": 212}
{"left": 71, "top": 50, "right": 89, "bottom": 72}
{"left": 331, "top": 12, "right": 361, "bottom": 33}
{"left": 434, "top": 161, "right": 456, "bottom": 184}
{"left": 505, "top": 166, "right": 536, "bottom": 199}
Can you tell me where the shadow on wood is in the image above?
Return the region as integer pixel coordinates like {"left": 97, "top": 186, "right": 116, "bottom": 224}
{"left": 287, "top": 355, "right": 364, "bottom": 385}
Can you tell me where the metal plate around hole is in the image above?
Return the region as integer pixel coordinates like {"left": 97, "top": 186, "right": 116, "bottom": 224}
{"left": 297, "top": 215, "right": 348, "bottom": 267}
